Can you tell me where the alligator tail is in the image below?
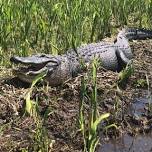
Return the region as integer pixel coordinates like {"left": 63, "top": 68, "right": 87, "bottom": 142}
{"left": 125, "top": 28, "right": 152, "bottom": 40}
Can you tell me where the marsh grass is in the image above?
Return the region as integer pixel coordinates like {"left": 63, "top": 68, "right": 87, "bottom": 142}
{"left": 118, "top": 60, "right": 134, "bottom": 88}
{"left": 24, "top": 71, "right": 47, "bottom": 117}
{"left": 79, "top": 59, "right": 110, "bottom": 152}
{"left": 145, "top": 73, "right": 152, "bottom": 114}
{"left": 23, "top": 71, "right": 52, "bottom": 152}
{"left": 0, "top": 0, "right": 152, "bottom": 66}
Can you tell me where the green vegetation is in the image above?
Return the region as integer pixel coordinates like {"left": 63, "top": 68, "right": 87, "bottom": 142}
{"left": 118, "top": 60, "right": 134, "bottom": 88}
{"left": 0, "top": 0, "right": 152, "bottom": 66}
{"left": 24, "top": 71, "right": 53, "bottom": 152}
{"left": 24, "top": 71, "right": 47, "bottom": 117}
{"left": 79, "top": 59, "right": 111, "bottom": 152}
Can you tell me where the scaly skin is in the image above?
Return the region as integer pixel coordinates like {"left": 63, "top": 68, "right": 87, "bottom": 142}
{"left": 10, "top": 28, "right": 152, "bottom": 86}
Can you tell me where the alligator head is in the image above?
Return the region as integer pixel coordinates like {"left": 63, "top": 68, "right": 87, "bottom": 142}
{"left": 10, "top": 54, "right": 74, "bottom": 86}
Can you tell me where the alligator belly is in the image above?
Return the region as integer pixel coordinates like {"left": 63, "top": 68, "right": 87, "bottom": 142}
{"left": 99, "top": 50, "right": 118, "bottom": 71}
{"left": 88, "top": 48, "right": 118, "bottom": 71}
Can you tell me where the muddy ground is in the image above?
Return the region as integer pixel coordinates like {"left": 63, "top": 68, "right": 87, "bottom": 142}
{"left": 0, "top": 39, "right": 152, "bottom": 152}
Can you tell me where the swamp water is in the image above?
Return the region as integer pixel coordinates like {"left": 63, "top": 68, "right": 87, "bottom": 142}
{"left": 98, "top": 132, "right": 152, "bottom": 152}
{"left": 98, "top": 97, "right": 152, "bottom": 152}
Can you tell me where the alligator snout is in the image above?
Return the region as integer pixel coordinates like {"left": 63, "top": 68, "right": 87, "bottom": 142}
{"left": 10, "top": 54, "right": 63, "bottom": 84}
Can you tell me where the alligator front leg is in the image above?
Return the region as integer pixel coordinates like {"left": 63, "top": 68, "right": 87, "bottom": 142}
{"left": 116, "top": 49, "right": 131, "bottom": 64}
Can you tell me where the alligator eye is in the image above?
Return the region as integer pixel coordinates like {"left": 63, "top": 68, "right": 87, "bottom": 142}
{"left": 114, "top": 39, "right": 117, "bottom": 43}
{"left": 40, "top": 54, "right": 46, "bottom": 57}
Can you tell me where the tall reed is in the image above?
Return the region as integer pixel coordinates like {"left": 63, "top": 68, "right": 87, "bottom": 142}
{"left": 24, "top": 71, "right": 52, "bottom": 152}
{"left": 79, "top": 59, "right": 110, "bottom": 152}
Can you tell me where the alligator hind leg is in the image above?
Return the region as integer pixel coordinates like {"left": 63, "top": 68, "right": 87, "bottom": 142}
{"left": 116, "top": 49, "right": 131, "bottom": 72}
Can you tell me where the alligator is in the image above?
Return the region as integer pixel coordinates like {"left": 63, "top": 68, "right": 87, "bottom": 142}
{"left": 10, "top": 28, "right": 152, "bottom": 86}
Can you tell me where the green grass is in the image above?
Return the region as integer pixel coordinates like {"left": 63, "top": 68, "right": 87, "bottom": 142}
{"left": 23, "top": 71, "right": 53, "bottom": 152}
{"left": 79, "top": 59, "right": 110, "bottom": 152}
{"left": 118, "top": 60, "right": 134, "bottom": 88}
{"left": 24, "top": 70, "right": 47, "bottom": 117}
{"left": 0, "top": 0, "right": 152, "bottom": 66}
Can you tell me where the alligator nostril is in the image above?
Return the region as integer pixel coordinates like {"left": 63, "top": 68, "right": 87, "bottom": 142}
{"left": 10, "top": 57, "right": 15, "bottom": 62}
{"left": 114, "top": 39, "right": 117, "bottom": 43}
{"left": 10, "top": 56, "right": 20, "bottom": 64}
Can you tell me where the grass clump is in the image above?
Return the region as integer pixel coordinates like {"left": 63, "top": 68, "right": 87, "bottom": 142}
{"left": 79, "top": 59, "right": 110, "bottom": 152}
{"left": 23, "top": 71, "right": 53, "bottom": 152}
{"left": 118, "top": 60, "right": 134, "bottom": 88}
{"left": 24, "top": 71, "right": 47, "bottom": 117}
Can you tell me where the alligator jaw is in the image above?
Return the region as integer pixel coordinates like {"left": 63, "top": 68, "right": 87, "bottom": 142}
{"left": 11, "top": 64, "right": 49, "bottom": 83}
{"left": 10, "top": 54, "right": 61, "bottom": 84}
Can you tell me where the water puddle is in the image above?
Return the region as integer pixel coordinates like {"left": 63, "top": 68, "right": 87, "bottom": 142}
{"left": 98, "top": 97, "right": 152, "bottom": 152}
{"left": 128, "top": 97, "right": 152, "bottom": 118}
{"left": 98, "top": 133, "right": 152, "bottom": 152}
